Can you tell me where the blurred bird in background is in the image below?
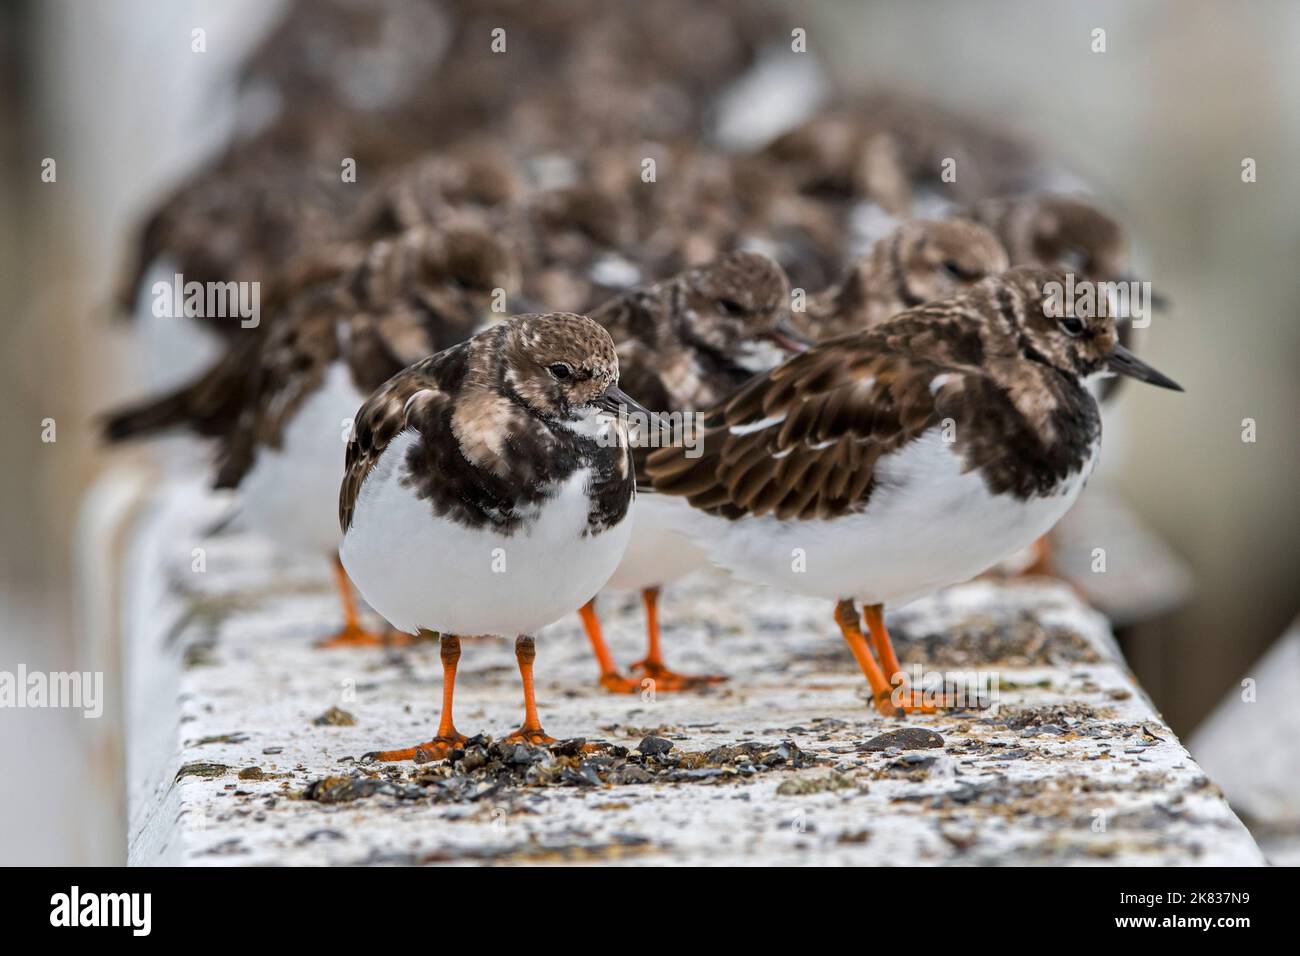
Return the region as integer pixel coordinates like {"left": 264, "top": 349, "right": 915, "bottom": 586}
{"left": 104, "top": 0, "right": 1169, "bottom": 682}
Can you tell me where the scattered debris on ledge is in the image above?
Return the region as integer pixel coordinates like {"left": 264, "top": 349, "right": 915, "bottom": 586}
{"left": 124, "top": 479, "right": 1262, "bottom": 866}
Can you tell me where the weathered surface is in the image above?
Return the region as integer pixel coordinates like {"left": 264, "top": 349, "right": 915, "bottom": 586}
{"left": 125, "top": 479, "right": 1262, "bottom": 866}
{"left": 1190, "top": 619, "right": 1300, "bottom": 866}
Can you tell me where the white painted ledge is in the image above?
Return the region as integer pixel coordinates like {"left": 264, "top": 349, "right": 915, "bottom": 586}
{"left": 1190, "top": 618, "right": 1300, "bottom": 866}
{"left": 120, "top": 476, "right": 1261, "bottom": 866}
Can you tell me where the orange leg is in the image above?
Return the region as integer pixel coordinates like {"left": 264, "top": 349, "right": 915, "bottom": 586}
{"left": 862, "top": 604, "right": 953, "bottom": 714}
{"left": 1022, "top": 535, "right": 1054, "bottom": 577}
{"left": 835, "top": 599, "right": 902, "bottom": 717}
{"left": 630, "top": 587, "right": 727, "bottom": 691}
{"left": 862, "top": 603, "right": 905, "bottom": 688}
{"left": 501, "top": 636, "right": 555, "bottom": 746}
{"left": 363, "top": 634, "right": 469, "bottom": 762}
{"left": 578, "top": 598, "right": 641, "bottom": 694}
{"left": 317, "top": 558, "right": 407, "bottom": 648}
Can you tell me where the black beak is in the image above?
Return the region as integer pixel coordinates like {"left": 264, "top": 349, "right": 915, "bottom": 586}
{"left": 766, "top": 319, "right": 813, "bottom": 353}
{"left": 1106, "top": 344, "right": 1183, "bottom": 392}
{"left": 595, "top": 384, "right": 651, "bottom": 417}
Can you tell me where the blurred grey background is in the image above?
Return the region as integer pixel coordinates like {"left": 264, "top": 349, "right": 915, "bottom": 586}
{"left": 1, "top": 0, "right": 1296, "bottom": 864}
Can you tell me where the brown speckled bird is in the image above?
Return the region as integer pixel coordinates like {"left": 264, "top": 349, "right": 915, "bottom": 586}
{"left": 578, "top": 251, "right": 804, "bottom": 692}
{"left": 965, "top": 193, "right": 1163, "bottom": 410}
{"left": 116, "top": 136, "right": 360, "bottom": 334}
{"left": 646, "top": 268, "right": 1182, "bottom": 716}
{"left": 798, "top": 219, "right": 1009, "bottom": 339}
{"left": 105, "top": 225, "right": 520, "bottom": 648}
{"left": 762, "top": 92, "right": 1046, "bottom": 213}
{"left": 967, "top": 195, "right": 1126, "bottom": 280}
{"left": 117, "top": 0, "right": 793, "bottom": 332}
{"left": 339, "top": 313, "right": 643, "bottom": 759}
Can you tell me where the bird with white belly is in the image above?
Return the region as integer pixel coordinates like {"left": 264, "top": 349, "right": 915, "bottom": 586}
{"left": 339, "top": 313, "right": 643, "bottom": 759}
{"left": 579, "top": 250, "right": 808, "bottom": 691}
{"left": 647, "top": 267, "right": 1182, "bottom": 716}
{"left": 103, "top": 224, "right": 519, "bottom": 647}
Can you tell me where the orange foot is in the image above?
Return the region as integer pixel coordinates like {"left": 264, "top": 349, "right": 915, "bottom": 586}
{"left": 1022, "top": 535, "right": 1054, "bottom": 577}
{"left": 598, "top": 671, "right": 646, "bottom": 694}
{"left": 873, "top": 688, "right": 962, "bottom": 717}
{"left": 501, "top": 727, "right": 557, "bottom": 747}
{"left": 362, "top": 733, "right": 469, "bottom": 763}
{"left": 501, "top": 731, "right": 600, "bottom": 755}
{"left": 630, "top": 660, "right": 727, "bottom": 692}
{"left": 317, "top": 625, "right": 388, "bottom": 649}
{"left": 383, "top": 629, "right": 419, "bottom": 647}
{"left": 316, "top": 626, "right": 414, "bottom": 649}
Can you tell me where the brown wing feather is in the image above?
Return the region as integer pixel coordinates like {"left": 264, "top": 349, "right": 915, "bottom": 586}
{"left": 217, "top": 274, "right": 438, "bottom": 489}
{"left": 101, "top": 334, "right": 259, "bottom": 446}
{"left": 338, "top": 345, "right": 464, "bottom": 534}
{"left": 646, "top": 336, "right": 966, "bottom": 521}
{"left": 211, "top": 292, "right": 344, "bottom": 488}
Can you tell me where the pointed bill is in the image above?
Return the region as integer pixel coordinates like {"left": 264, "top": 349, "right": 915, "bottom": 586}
{"left": 1106, "top": 344, "right": 1183, "bottom": 391}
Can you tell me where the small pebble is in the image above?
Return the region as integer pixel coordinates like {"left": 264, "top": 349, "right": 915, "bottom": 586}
{"left": 860, "top": 727, "right": 945, "bottom": 752}
{"left": 313, "top": 707, "right": 356, "bottom": 727}
{"left": 637, "top": 735, "right": 674, "bottom": 757}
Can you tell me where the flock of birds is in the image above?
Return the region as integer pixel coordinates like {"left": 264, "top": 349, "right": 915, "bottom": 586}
{"left": 103, "top": 0, "right": 1182, "bottom": 759}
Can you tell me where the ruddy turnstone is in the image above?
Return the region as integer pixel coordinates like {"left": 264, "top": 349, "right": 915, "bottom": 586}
{"left": 104, "top": 225, "right": 518, "bottom": 647}
{"left": 116, "top": 0, "right": 787, "bottom": 329}
{"left": 339, "top": 313, "right": 642, "bottom": 758}
{"left": 116, "top": 133, "right": 359, "bottom": 338}
{"left": 646, "top": 267, "right": 1182, "bottom": 715}
{"left": 474, "top": 0, "right": 788, "bottom": 152}
{"left": 964, "top": 195, "right": 1165, "bottom": 383}
{"left": 964, "top": 193, "right": 1163, "bottom": 578}
{"left": 579, "top": 250, "right": 804, "bottom": 692}
{"left": 351, "top": 147, "right": 522, "bottom": 243}
{"left": 967, "top": 195, "right": 1126, "bottom": 283}
{"left": 796, "top": 219, "right": 1009, "bottom": 340}
{"left": 626, "top": 144, "right": 842, "bottom": 291}
{"left": 762, "top": 93, "right": 1044, "bottom": 216}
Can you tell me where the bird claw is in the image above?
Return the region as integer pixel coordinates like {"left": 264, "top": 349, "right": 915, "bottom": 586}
{"left": 630, "top": 660, "right": 727, "bottom": 692}
{"left": 876, "top": 689, "right": 957, "bottom": 717}
{"left": 317, "top": 625, "right": 390, "bottom": 649}
{"left": 500, "top": 727, "right": 557, "bottom": 747}
{"left": 361, "top": 734, "right": 468, "bottom": 763}
{"left": 597, "top": 671, "right": 645, "bottom": 694}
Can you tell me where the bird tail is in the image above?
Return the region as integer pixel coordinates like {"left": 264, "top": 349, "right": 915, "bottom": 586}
{"left": 102, "top": 388, "right": 197, "bottom": 442}
{"left": 100, "top": 344, "right": 251, "bottom": 444}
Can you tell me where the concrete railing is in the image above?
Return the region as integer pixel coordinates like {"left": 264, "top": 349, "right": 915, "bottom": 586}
{"left": 107, "top": 474, "right": 1261, "bottom": 866}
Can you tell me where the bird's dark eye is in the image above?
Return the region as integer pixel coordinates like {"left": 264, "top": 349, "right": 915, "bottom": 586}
{"left": 718, "top": 298, "right": 748, "bottom": 317}
{"left": 942, "top": 260, "right": 977, "bottom": 281}
{"left": 1060, "top": 246, "right": 1090, "bottom": 274}
{"left": 453, "top": 268, "right": 493, "bottom": 291}
{"left": 548, "top": 362, "right": 573, "bottom": 380}
{"left": 1059, "top": 317, "right": 1086, "bottom": 337}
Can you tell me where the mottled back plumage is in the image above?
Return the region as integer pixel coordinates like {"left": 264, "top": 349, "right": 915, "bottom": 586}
{"left": 104, "top": 225, "right": 519, "bottom": 488}
{"left": 647, "top": 267, "right": 1109, "bottom": 521}
{"left": 968, "top": 195, "right": 1126, "bottom": 280}
{"left": 594, "top": 251, "right": 791, "bottom": 402}
{"left": 762, "top": 93, "right": 1045, "bottom": 213}
{"left": 801, "top": 219, "right": 1009, "bottom": 338}
{"left": 587, "top": 251, "right": 795, "bottom": 484}
{"left": 340, "top": 313, "right": 633, "bottom": 537}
